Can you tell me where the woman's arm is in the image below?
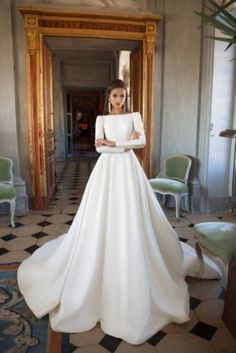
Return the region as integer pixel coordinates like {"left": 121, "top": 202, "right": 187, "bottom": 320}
{"left": 95, "top": 116, "right": 125, "bottom": 154}
{"left": 115, "top": 113, "right": 146, "bottom": 149}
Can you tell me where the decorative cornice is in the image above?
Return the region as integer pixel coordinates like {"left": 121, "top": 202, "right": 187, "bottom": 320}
{"left": 38, "top": 19, "right": 145, "bottom": 33}
{"left": 19, "top": 7, "right": 162, "bottom": 22}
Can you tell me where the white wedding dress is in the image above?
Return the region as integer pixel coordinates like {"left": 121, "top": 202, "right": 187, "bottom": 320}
{"left": 17, "top": 112, "right": 221, "bottom": 345}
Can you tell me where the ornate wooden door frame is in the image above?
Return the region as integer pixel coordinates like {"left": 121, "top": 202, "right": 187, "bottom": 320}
{"left": 19, "top": 7, "right": 161, "bottom": 209}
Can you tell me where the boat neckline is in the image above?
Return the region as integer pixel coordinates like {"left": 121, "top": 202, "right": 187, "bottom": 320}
{"left": 102, "top": 112, "right": 136, "bottom": 117}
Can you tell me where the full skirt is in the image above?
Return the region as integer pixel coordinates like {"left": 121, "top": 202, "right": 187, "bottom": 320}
{"left": 17, "top": 150, "right": 221, "bottom": 344}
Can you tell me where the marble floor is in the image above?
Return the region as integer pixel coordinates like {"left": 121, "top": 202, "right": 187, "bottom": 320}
{"left": 0, "top": 159, "right": 236, "bottom": 353}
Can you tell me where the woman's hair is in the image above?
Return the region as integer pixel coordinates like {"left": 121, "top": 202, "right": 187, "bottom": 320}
{"left": 103, "top": 79, "right": 129, "bottom": 115}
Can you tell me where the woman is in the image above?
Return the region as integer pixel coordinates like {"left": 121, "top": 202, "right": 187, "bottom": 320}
{"left": 18, "top": 79, "right": 221, "bottom": 345}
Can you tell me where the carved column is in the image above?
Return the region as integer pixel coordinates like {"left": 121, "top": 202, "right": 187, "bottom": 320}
{"left": 144, "top": 21, "right": 157, "bottom": 177}
{"left": 24, "top": 15, "right": 47, "bottom": 209}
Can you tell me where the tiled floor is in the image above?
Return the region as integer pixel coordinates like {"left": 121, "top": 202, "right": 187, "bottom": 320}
{"left": 0, "top": 159, "right": 236, "bottom": 353}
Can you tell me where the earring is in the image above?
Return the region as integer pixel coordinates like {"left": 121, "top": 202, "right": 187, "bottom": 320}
{"left": 108, "top": 101, "right": 112, "bottom": 113}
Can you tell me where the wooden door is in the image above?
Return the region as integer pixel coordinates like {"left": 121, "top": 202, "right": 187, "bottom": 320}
{"left": 130, "top": 43, "right": 145, "bottom": 162}
{"left": 43, "top": 41, "right": 56, "bottom": 204}
{"left": 130, "top": 43, "right": 143, "bottom": 114}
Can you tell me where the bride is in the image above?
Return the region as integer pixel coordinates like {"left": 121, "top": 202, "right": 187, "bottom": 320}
{"left": 18, "top": 79, "right": 221, "bottom": 345}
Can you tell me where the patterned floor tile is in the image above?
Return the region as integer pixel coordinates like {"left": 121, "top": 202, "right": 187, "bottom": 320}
{"left": 0, "top": 250, "right": 29, "bottom": 263}
{"left": 116, "top": 341, "right": 156, "bottom": 353}
{"left": 211, "top": 326, "right": 236, "bottom": 352}
{"left": 0, "top": 159, "right": 235, "bottom": 352}
{"left": 48, "top": 214, "right": 72, "bottom": 224}
{"left": 0, "top": 247, "right": 9, "bottom": 256}
{"left": 70, "top": 324, "right": 105, "bottom": 347}
{"left": 70, "top": 343, "right": 78, "bottom": 353}
{"left": 42, "top": 223, "right": 70, "bottom": 236}
{"left": 4, "top": 236, "right": 37, "bottom": 251}
{"left": 190, "top": 322, "right": 217, "bottom": 340}
{"left": 99, "top": 334, "right": 122, "bottom": 352}
{"left": 178, "top": 237, "right": 188, "bottom": 242}
{"left": 0, "top": 226, "right": 14, "bottom": 236}
{"left": 12, "top": 225, "right": 43, "bottom": 237}
{"left": 73, "top": 345, "right": 110, "bottom": 353}
{"left": 195, "top": 299, "right": 224, "bottom": 328}
{"left": 163, "top": 310, "right": 198, "bottom": 335}
{"left": 36, "top": 235, "right": 58, "bottom": 246}
{"left": 37, "top": 220, "right": 52, "bottom": 227}
{"left": 19, "top": 215, "right": 47, "bottom": 225}
{"left": 24, "top": 244, "right": 40, "bottom": 254}
{"left": 31, "top": 231, "right": 49, "bottom": 239}
{"left": 2, "top": 234, "right": 17, "bottom": 241}
{"left": 190, "top": 296, "right": 202, "bottom": 310}
{"left": 147, "top": 330, "right": 166, "bottom": 346}
{"left": 156, "top": 333, "right": 215, "bottom": 353}
{"left": 185, "top": 214, "right": 220, "bottom": 223}
{"left": 175, "top": 226, "right": 195, "bottom": 240}
{"left": 12, "top": 222, "right": 24, "bottom": 228}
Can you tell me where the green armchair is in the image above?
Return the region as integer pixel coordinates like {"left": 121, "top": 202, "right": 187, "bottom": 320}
{"left": 149, "top": 155, "right": 192, "bottom": 219}
{"left": 193, "top": 222, "right": 236, "bottom": 339}
{"left": 0, "top": 157, "right": 16, "bottom": 228}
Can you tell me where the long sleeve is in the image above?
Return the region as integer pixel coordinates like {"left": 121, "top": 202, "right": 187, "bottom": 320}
{"left": 115, "top": 112, "right": 146, "bottom": 149}
{"left": 95, "top": 116, "right": 125, "bottom": 154}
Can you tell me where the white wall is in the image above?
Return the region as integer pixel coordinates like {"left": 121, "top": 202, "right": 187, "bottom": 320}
{"left": 0, "top": 0, "right": 28, "bottom": 212}
{"left": 158, "top": 0, "right": 201, "bottom": 160}
{"left": 0, "top": 0, "right": 19, "bottom": 175}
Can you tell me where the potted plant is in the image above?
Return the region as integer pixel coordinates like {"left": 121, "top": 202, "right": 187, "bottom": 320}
{"left": 195, "top": 0, "right": 236, "bottom": 55}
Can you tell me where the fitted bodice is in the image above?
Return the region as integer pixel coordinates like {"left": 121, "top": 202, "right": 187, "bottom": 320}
{"left": 102, "top": 114, "right": 134, "bottom": 141}
{"left": 95, "top": 112, "right": 145, "bottom": 153}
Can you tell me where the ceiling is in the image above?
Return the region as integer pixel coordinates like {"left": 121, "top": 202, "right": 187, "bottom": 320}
{"left": 44, "top": 36, "right": 139, "bottom": 61}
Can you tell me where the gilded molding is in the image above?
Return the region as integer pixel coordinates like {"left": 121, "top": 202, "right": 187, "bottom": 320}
{"left": 25, "top": 14, "right": 38, "bottom": 27}
{"left": 145, "top": 22, "right": 157, "bottom": 57}
{"left": 38, "top": 19, "right": 145, "bottom": 33}
{"left": 145, "top": 36, "right": 156, "bottom": 57}
{"left": 24, "top": 15, "right": 39, "bottom": 54}
{"left": 26, "top": 29, "right": 39, "bottom": 54}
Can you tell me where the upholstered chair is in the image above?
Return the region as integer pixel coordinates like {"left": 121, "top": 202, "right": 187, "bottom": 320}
{"left": 193, "top": 222, "right": 236, "bottom": 338}
{"left": 0, "top": 157, "right": 16, "bottom": 228}
{"left": 149, "top": 155, "right": 192, "bottom": 219}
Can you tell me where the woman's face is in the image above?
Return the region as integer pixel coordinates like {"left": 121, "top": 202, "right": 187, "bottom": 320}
{"left": 109, "top": 88, "right": 126, "bottom": 110}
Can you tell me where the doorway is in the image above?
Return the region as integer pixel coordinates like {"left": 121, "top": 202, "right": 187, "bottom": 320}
{"left": 46, "top": 36, "right": 139, "bottom": 161}
{"left": 20, "top": 7, "right": 161, "bottom": 209}
{"left": 65, "top": 89, "right": 103, "bottom": 159}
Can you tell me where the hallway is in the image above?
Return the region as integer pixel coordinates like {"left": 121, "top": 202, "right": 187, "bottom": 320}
{"left": 0, "top": 158, "right": 235, "bottom": 352}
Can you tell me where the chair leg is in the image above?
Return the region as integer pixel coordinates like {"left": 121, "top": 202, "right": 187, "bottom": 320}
{"left": 174, "top": 195, "right": 181, "bottom": 219}
{"left": 162, "top": 195, "right": 166, "bottom": 206}
{"left": 195, "top": 242, "right": 205, "bottom": 277}
{"left": 10, "top": 199, "right": 16, "bottom": 228}
{"left": 185, "top": 194, "right": 190, "bottom": 213}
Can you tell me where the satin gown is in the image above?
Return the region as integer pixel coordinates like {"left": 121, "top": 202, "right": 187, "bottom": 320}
{"left": 17, "top": 112, "right": 221, "bottom": 345}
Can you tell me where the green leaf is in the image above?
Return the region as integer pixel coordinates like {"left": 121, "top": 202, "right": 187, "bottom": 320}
{"left": 196, "top": 0, "right": 236, "bottom": 30}
{"left": 206, "top": 35, "right": 236, "bottom": 43}
{"left": 225, "top": 42, "right": 233, "bottom": 50}
{"left": 195, "top": 0, "right": 236, "bottom": 57}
